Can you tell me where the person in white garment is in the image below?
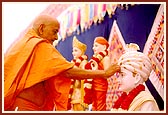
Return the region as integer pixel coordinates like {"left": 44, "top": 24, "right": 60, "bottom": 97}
{"left": 111, "top": 43, "right": 159, "bottom": 111}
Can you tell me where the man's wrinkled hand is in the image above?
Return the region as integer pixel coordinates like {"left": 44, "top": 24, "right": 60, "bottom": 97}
{"left": 104, "top": 64, "right": 120, "bottom": 78}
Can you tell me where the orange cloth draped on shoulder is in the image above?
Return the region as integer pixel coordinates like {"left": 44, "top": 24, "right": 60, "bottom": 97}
{"left": 4, "top": 29, "right": 74, "bottom": 111}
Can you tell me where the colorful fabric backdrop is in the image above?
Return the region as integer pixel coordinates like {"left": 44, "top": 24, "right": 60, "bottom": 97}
{"left": 106, "top": 20, "right": 126, "bottom": 110}
{"left": 57, "top": 4, "right": 119, "bottom": 40}
{"left": 143, "top": 4, "right": 164, "bottom": 110}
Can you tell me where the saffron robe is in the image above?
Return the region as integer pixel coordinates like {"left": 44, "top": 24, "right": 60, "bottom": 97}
{"left": 92, "top": 62, "right": 108, "bottom": 111}
{"left": 4, "top": 29, "right": 74, "bottom": 111}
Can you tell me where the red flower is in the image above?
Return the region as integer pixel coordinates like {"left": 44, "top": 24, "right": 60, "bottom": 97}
{"left": 113, "top": 92, "right": 127, "bottom": 109}
{"left": 112, "top": 84, "right": 145, "bottom": 110}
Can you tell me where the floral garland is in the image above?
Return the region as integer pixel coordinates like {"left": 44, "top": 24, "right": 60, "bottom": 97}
{"left": 84, "top": 49, "right": 108, "bottom": 104}
{"left": 112, "top": 84, "right": 145, "bottom": 110}
{"left": 67, "top": 55, "right": 88, "bottom": 110}
{"left": 72, "top": 55, "right": 88, "bottom": 67}
{"left": 85, "top": 49, "right": 108, "bottom": 69}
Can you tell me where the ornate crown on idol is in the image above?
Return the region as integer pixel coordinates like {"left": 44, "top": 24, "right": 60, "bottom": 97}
{"left": 73, "top": 36, "right": 87, "bottom": 55}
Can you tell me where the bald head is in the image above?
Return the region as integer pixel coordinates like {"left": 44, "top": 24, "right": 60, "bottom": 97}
{"left": 31, "top": 15, "right": 60, "bottom": 43}
{"left": 32, "top": 15, "right": 60, "bottom": 33}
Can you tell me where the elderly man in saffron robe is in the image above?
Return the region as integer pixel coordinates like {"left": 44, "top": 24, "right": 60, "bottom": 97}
{"left": 4, "top": 15, "right": 120, "bottom": 111}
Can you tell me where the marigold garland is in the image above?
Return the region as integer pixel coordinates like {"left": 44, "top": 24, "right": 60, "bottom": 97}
{"left": 85, "top": 49, "right": 108, "bottom": 69}
{"left": 72, "top": 55, "right": 88, "bottom": 67}
{"left": 68, "top": 55, "right": 88, "bottom": 110}
{"left": 84, "top": 50, "right": 108, "bottom": 104}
